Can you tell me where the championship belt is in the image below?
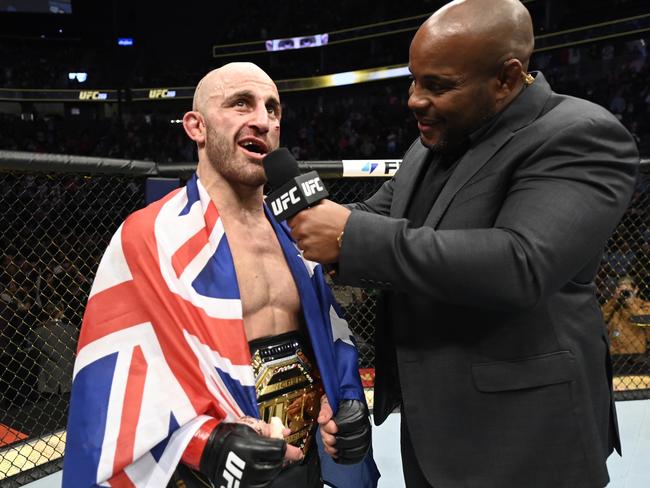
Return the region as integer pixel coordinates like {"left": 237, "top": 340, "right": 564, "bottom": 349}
{"left": 249, "top": 331, "right": 324, "bottom": 457}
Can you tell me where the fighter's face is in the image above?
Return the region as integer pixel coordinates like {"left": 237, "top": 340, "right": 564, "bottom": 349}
{"left": 203, "top": 73, "right": 281, "bottom": 188}
{"left": 408, "top": 30, "right": 497, "bottom": 152}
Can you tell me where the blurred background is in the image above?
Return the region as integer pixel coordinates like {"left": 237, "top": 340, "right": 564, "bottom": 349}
{"left": 0, "top": 0, "right": 649, "bottom": 485}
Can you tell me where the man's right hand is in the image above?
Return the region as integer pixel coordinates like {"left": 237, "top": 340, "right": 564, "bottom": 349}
{"left": 234, "top": 415, "right": 304, "bottom": 465}
{"left": 199, "top": 421, "right": 302, "bottom": 488}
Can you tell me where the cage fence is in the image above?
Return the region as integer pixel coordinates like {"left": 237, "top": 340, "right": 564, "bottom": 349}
{"left": 0, "top": 163, "right": 648, "bottom": 484}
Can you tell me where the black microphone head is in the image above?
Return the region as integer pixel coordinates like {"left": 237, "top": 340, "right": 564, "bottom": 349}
{"left": 263, "top": 148, "right": 301, "bottom": 188}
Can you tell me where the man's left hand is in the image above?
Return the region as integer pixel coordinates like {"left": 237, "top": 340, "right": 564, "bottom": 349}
{"left": 318, "top": 396, "right": 371, "bottom": 464}
{"left": 287, "top": 199, "right": 351, "bottom": 264}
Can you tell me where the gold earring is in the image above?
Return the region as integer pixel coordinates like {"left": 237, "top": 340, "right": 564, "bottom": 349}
{"left": 522, "top": 72, "right": 535, "bottom": 86}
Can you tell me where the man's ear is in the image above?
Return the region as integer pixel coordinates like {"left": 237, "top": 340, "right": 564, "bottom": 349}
{"left": 495, "top": 58, "right": 524, "bottom": 108}
{"left": 182, "top": 111, "right": 205, "bottom": 145}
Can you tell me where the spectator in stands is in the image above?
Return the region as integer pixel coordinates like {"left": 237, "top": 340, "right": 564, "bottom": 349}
{"left": 0, "top": 280, "right": 38, "bottom": 406}
{"left": 31, "top": 303, "right": 78, "bottom": 396}
{"left": 288, "top": 0, "right": 639, "bottom": 486}
{"left": 2, "top": 39, "right": 650, "bottom": 161}
{"left": 603, "top": 237, "right": 637, "bottom": 278}
{"left": 0, "top": 279, "right": 18, "bottom": 353}
{"left": 596, "top": 260, "right": 619, "bottom": 303}
{"left": 604, "top": 276, "right": 650, "bottom": 373}
{"left": 0, "top": 248, "right": 18, "bottom": 288}
{"left": 610, "top": 89, "right": 627, "bottom": 118}
{"left": 42, "top": 253, "right": 89, "bottom": 320}
{"left": 631, "top": 241, "right": 650, "bottom": 301}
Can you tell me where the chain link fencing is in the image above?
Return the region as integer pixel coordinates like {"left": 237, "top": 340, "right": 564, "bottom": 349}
{"left": 601, "top": 169, "right": 650, "bottom": 399}
{"left": 0, "top": 171, "right": 147, "bottom": 486}
{"left": 0, "top": 160, "right": 648, "bottom": 484}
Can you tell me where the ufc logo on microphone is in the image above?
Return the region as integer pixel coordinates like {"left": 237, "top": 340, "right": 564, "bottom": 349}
{"left": 301, "top": 177, "right": 324, "bottom": 196}
{"left": 220, "top": 451, "right": 246, "bottom": 488}
{"left": 270, "top": 186, "right": 300, "bottom": 214}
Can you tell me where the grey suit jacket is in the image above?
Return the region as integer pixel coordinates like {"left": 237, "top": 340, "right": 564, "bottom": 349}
{"left": 338, "top": 73, "right": 639, "bottom": 488}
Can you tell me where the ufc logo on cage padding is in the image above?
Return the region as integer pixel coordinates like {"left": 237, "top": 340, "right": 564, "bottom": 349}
{"left": 221, "top": 451, "right": 246, "bottom": 488}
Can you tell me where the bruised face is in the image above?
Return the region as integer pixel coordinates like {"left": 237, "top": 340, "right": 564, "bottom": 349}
{"left": 408, "top": 28, "right": 498, "bottom": 152}
{"left": 202, "top": 70, "right": 281, "bottom": 187}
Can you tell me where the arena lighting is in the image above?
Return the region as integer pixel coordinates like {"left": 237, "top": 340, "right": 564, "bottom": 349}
{"left": 68, "top": 72, "right": 87, "bottom": 83}
{"left": 117, "top": 37, "right": 134, "bottom": 46}
{"left": 265, "top": 33, "right": 329, "bottom": 51}
{"left": 0, "top": 64, "right": 408, "bottom": 102}
{"left": 0, "top": 0, "right": 71, "bottom": 14}
{"left": 327, "top": 65, "right": 410, "bottom": 86}
{"left": 276, "top": 64, "right": 410, "bottom": 92}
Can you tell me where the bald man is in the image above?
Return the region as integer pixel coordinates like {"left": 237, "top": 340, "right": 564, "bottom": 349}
{"left": 173, "top": 64, "right": 374, "bottom": 487}
{"left": 171, "top": 62, "right": 308, "bottom": 487}
{"left": 63, "top": 63, "right": 376, "bottom": 488}
{"left": 289, "top": 1, "right": 639, "bottom": 487}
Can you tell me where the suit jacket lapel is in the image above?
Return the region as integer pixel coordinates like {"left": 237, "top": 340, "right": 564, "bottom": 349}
{"left": 425, "top": 72, "right": 553, "bottom": 228}
{"left": 425, "top": 126, "right": 514, "bottom": 227}
{"left": 391, "top": 140, "right": 430, "bottom": 217}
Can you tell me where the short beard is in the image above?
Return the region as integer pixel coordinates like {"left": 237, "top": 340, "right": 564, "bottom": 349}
{"left": 429, "top": 101, "right": 496, "bottom": 155}
{"left": 205, "top": 125, "right": 267, "bottom": 188}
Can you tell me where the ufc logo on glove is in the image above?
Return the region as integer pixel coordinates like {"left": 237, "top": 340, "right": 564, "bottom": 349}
{"left": 220, "top": 451, "right": 246, "bottom": 488}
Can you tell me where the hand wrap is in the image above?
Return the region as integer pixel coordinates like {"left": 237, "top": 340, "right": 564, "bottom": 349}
{"left": 333, "top": 399, "right": 371, "bottom": 464}
{"left": 199, "top": 423, "right": 286, "bottom": 488}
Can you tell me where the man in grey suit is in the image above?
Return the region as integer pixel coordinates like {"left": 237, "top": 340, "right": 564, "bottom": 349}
{"left": 289, "top": 0, "right": 639, "bottom": 486}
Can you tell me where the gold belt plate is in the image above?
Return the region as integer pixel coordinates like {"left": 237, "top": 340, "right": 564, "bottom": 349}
{"left": 252, "top": 348, "right": 324, "bottom": 455}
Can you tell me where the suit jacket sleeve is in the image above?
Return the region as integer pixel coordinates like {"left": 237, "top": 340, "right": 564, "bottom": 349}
{"left": 338, "top": 114, "right": 639, "bottom": 310}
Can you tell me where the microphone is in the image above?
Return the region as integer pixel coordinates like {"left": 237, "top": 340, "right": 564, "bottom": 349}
{"left": 263, "top": 148, "right": 329, "bottom": 222}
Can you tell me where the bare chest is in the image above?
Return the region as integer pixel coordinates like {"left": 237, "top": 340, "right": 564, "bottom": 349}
{"left": 224, "top": 219, "right": 301, "bottom": 337}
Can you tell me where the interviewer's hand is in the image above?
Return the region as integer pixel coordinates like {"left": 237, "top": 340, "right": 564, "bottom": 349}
{"left": 287, "top": 199, "right": 351, "bottom": 264}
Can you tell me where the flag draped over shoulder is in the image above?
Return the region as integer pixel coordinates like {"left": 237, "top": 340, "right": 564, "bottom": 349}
{"left": 63, "top": 174, "right": 379, "bottom": 488}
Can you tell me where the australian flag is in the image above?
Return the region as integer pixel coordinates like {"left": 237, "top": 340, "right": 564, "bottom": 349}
{"left": 63, "top": 174, "right": 379, "bottom": 487}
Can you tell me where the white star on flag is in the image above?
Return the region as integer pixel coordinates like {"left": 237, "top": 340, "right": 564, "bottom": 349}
{"left": 329, "top": 305, "right": 353, "bottom": 345}
{"left": 296, "top": 249, "right": 318, "bottom": 277}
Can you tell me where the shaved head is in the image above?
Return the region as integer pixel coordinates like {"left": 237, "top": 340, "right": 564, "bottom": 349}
{"left": 418, "top": 0, "right": 534, "bottom": 74}
{"left": 183, "top": 61, "right": 281, "bottom": 191}
{"left": 407, "top": 0, "right": 534, "bottom": 151}
{"left": 192, "top": 62, "right": 278, "bottom": 113}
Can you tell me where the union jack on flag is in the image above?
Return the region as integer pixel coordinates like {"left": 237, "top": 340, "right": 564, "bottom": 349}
{"left": 64, "top": 174, "right": 379, "bottom": 487}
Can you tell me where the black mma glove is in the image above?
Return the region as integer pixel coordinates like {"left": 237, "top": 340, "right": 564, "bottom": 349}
{"left": 199, "top": 422, "right": 286, "bottom": 488}
{"left": 333, "top": 399, "right": 372, "bottom": 464}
